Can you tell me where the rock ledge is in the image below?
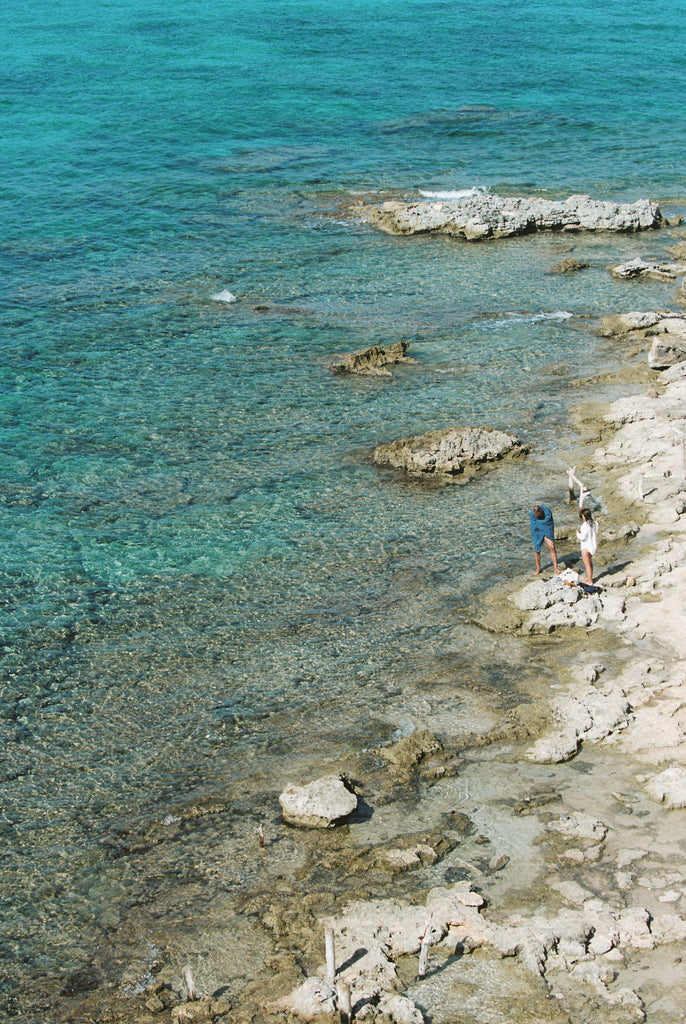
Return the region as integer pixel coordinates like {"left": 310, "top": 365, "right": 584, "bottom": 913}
{"left": 357, "top": 193, "right": 662, "bottom": 241}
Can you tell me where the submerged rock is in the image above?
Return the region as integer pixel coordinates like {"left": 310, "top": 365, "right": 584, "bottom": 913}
{"left": 279, "top": 774, "right": 358, "bottom": 828}
{"left": 356, "top": 194, "right": 662, "bottom": 241}
{"left": 550, "top": 257, "right": 589, "bottom": 274}
{"left": 373, "top": 426, "right": 527, "bottom": 477}
{"left": 379, "top": 729, "right": 443, "bottom": 771}
{"left": 329, "top": 340, "right": 414, "bottom": 376}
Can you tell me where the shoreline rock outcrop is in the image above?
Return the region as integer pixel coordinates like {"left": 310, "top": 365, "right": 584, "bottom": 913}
{"left": 598, "top": 309, "right": 686, "bottom": 369}
{"left": 609, "top": 257, "right": 686, "bottom": 281}
{"left": 355, "top": 194, "right": 662, "bottom": 241}
{"left": 373, "top": 425, "right": 527, "bottom": 477}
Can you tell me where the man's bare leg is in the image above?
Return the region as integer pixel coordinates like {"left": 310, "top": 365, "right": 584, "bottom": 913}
{"left": 544, "top": 536, "right": 560, "bottom": 573}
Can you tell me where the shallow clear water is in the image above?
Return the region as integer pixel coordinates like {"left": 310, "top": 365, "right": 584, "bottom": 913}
{"left": 2, "top": 0, "right": 686, "bottom": 1016}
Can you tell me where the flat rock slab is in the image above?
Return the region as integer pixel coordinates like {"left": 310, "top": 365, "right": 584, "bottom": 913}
{"left": 373, "top": 426, "right": 526, "bottom": 477}
{"left": 279, "top": 774, "right": 358, "bottom": 828}
{"left": 357, "top": 194, "right": 662, "bottom": 241}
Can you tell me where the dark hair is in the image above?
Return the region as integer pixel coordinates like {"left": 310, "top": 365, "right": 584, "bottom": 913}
{"left": 580, "top": 508, "right": 593, "bottom": 522}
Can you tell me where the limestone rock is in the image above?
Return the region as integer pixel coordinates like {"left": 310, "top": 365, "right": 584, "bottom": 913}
{"left": 279, "top": 775, "right": 358, "bottom": 828}
{"left": 643, "top": 765, "right": 686, "bottom": 808}
{"left": 329, "top": 340, "right": 414, "bottom": 376}
{"left": 598, "top": 310, "right": 673, "bottom": 336}
{"left": 661, "top": 359, "right": 686, "bottom": 383}
{"left": 527, "top": 732, "right": 580, "bottom": 764}
{"left": 650, "top": 912, "right": 686, "bottom": 942}
{"left": 514, "top": 573, "right": 607, "bottom": 633}
{"left": 645, "top": 314, "right": 686, "bottom": 336}
{"left": 648, "top": 335, "right": 686, "bottom": 369}
{"left": 547, "top": 813, "right": 608, "bottom": 842}
{"left": 373, "top": 426, "right": 527, "bottom": 477}
{"left": 375, "top": 993, "right": 424, "bottom": 1024}
{"left": 610, "top": 258, "right": 686, "bottom": 281}
{"left": 380, "top": 847, "right": 431, "bottom": 873}
{"left": 268, "top": 976, "right": 336, "bottom": 1019}
{"left": 515, "top": 576, "right": 580, "bottom": 612}
{"left": 603, "top": 522, "right": 640, "bottom": 542}
{"left": 357, "top": 194, "right": 662, "bottom": 241}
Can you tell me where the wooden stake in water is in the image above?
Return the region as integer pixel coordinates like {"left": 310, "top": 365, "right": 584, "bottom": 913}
{"left": 183, "top": 965, "right": 199, "bottom": 1001}
{"left": 325, "top": 925, "right": 336, "bottom": 983}
{"left": 417, "top": 915, "right": 433, "bottom": 978}
{"left": 567, "top": 465, "right": 576, "bottom": 503}
{"left": 336, "top": 981, "right": 352, "bottom": 1023}
{"left": 257, "top": 824, "right": 265, "bottom": 848}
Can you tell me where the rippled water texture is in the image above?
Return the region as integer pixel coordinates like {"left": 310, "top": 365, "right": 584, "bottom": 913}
{"left": 2, "top": 0, "right": 686, "bottom": 1016}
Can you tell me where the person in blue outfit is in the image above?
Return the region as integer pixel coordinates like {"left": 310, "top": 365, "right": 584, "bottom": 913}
{"left": 529, "top": 503, "right": 560, "bottom": 575}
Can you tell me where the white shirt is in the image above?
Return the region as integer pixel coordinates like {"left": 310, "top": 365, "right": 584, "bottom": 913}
{"left": 576, "top": 519, "right": 598, "bottom": 555}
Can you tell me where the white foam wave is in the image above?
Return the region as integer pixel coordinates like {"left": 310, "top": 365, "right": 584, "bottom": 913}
{"left": 493, "top": 310, "right": 574, "bottom": 327}
{"left": 419, "top": 187, "right": 486, "bottom": 200}
{"left": 211, "top": 289, "right": 237, "bottom": 303}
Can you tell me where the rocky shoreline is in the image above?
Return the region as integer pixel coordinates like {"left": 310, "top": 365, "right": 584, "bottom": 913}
{"left": 257, "top": 329, "right": 686, "bottom": 1024}
{"left": 57, "top": 311, "right": 686, "bottom": 1024}
{"left": 33, "top": 220, "right": 686, "bottom": 1024}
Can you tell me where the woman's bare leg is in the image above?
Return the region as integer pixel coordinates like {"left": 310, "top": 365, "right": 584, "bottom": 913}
{"left": 581, "top": 549, "right": 593, "bottom": 584}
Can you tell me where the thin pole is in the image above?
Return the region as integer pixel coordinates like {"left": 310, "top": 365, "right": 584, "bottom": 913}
{"left": 567, "top": 465, "right": 576, "bottom": 503}
{"left": 325, "top": 926, "right": 336, "bottom": 984}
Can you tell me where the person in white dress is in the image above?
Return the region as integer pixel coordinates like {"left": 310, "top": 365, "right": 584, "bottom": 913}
{"left": 576, "top": 507, "right": 598, "bottom": 584}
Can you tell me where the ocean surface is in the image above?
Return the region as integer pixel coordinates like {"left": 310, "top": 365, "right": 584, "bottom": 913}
{"left": 2, "top": 0, "right": 686, "bottom": 1018}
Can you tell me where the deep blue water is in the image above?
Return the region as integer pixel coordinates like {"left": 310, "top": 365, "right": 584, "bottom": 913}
{"left": 2, "top": 0, "right": 686, "bottom": 1017}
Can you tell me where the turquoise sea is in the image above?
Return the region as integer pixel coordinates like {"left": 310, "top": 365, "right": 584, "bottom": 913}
{"left": 2, "top": 0, "right": 686, "bottom": 1018}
